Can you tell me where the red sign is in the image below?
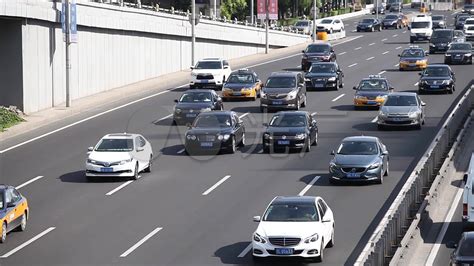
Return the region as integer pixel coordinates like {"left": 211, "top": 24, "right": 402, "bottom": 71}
{"left": 257, "top": 0, "right": 278, "bottom": 20}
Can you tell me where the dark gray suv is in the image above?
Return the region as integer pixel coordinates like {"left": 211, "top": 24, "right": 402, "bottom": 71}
{"left": 260, "top": 72, "right": 307, "bottom": 112}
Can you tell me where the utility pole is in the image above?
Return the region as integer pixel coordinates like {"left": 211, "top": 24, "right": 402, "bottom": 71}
{"left": 312, "top": 0, "right": 317, "bottom": 42}
{"left": 375, "top": 0, "right": 378, "bottom": 19}
{"left": 213, "top": 0, "right": 217, "bottom": 18}
{"left": 251, "top": 0, "right": 254, "bottom": 24}
{"left": 65, "top": 0, "right": 71, "bottom": 107}
{"left": 265, "top": 0, "right": 269, "bottom": 54}
{"left": 191, "top": 0, "right": 196, "bottom": 66}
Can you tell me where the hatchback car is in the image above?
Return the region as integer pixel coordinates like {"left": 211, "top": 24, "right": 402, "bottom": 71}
{"left": 377, "top": 92, "right": 426, "bottom": 129}
{"left": 431, "top": 15, "right": 447, "bottom": 29}
{"left": 252, "top": 196, "right": 335, "bottom": 262}
{"left": 301, "top": 43, "right": 336, "bottom": 71}
{"left": 304, "top": 62, "right": 344, "bottom": 90}
{"left": 173, "top": 90, "right": 223, "bottom": 125}
{"left": 0, "top": 185, "right": 28, "bottom": 243}
{"left": 445, "top": 42, "right": 473, "bottom": 65}
{"left": 353, "top": 75, "right": 393, "bottom": 109}
{"left": 184, "top": 111, "right": 245, "bottom": 154}
{"left": 85, "top": 133, "right": 153, "bottom": 180}
{"left": 429, "top": 29, "right": 454, "bottom": 54}
{"left": 260, "top": 72, "right": 307, "bottom": 112}
{"left": 450, "top": 232, "right": 474, "bottom": 265}
{"left": 418, "top": 65, "right": 456, "bottom": 94}
{"left": 329, "top": 136, "right": 389, "bottom": 184}
{"left": 454, "top": 30, "right": 466, "bottom": 43}
{"left": 316, "top": 18, "right": 344, "bottom": 34}
{"left": 262, "top": 111, "right": 318, "bottom": 153}
{"left": 357, "top": 18, "right": 382, "bottom": 32}
{"left": 382, "top": 14, "right": 402, "bottom": 29}
{"left": 398, "top": 46, "right": 428, "bottom": 71}
{"left": 222, "top": 69, "right": 262, "bottom": 101}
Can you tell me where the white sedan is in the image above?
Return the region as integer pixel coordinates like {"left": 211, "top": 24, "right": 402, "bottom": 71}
{"left": 85, "top": 133, "right": 153, "bottom": 180}
{"left": 252, "top": 196, "right": 335, "bottom": 262}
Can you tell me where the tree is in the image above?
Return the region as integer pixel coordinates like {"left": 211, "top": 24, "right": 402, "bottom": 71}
{"left": 220, "top": 0, "right": 248, "bottom": 20}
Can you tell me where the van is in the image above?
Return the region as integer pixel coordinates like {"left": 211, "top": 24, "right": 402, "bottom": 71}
{"left": 462, "top": 153, "right": 474, "bottom": 230}
{"left": 411, "top": 0, "right": 422, "bottom": 8}
{"left": 409, "top": 16, "right": 433, "bottom": 43}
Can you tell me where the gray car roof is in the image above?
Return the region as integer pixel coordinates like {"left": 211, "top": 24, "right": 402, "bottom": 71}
{"left": 272, "top": 196, "right": 317, "bottom": 205}
{"left": 342, "top": 136, "right": 379, "bottom": 142}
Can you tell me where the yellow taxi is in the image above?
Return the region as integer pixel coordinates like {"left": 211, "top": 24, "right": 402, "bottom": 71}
{"left": 222, "top": 69, "right": 262, "bottom": 101}
{"left": 398, "top": 46, "right": 428, "bottom": 71}
{"left": 1, "top": 185, "right": 29, "bottom": 243}
{"left": 353, "top": 75, "right": 393, "bottom": 109}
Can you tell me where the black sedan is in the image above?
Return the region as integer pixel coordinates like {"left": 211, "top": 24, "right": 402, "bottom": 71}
{"left": 429, "top": 29, "right": 454, "bottom": 54}
{"left": 389, "top": 2, "right": 402, "bottom": 12}
{"left": 304, "top": 62, "right": 344, "bottom": 90}
{"left": 450, "top": 232, "right": 474, "bottom": 265}
{"left": 173, "top": 90, "right": 223, "bottom": 125}
{"left": 418, "top": 65, "right": 456, "bottom": 94}
{"left": 455, "top": 15, "right": 471, "bottom": 30}
{"left": 382, "top": 14, "right": 402, "bottom": 29}
{"left": 262, "top": 111, "right": 318, "bottom": 153}
{"left": 301, "top": 43, "right": 336, "bottom": 71}
{"left": 444, "top": 42, "right": 473, "bottom": 65}
{"left": 357, "top": 18, "right": 382, "bottom": 32}
{"left": 371, "top": 5, "right": 385, "bottom": 14}
{"left": 184, "top": 111, "right": 245, "bottom": 154}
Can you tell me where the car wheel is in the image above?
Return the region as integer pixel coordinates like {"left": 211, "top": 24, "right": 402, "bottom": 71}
{"left": 239, "top": 132, "right": 246, "bottom": 147}
{"left": 18, "top": 213, "right": 27, "bottom": 232}
{"left": 263, "top": 146, "right": 270, "bottom": 153}
{"left": 357, "top": 29, "right": 360, "bottom": 32}
{"left": 327, "top": 227, "right": 335, "bottom": 248}
{"left": 301, "top": 94, "right": 307, "bottom": 107}
{"left": 378, "top": 26, "right": 382, "bottom": 31}
{"left": 252, "top": 94, "right": 257, "bottom": 101}
{"left": 260, "top": 106, "right": 267, "bottom": 113}
{"left": 448, "top": 87, "right": 454, "bottom": 94}
{"left": 229, "top": 136, "right": 236, "bottom": 154}
{"left": 144, "top": 155, "right": 152, "bottom": 173}
{"left": 376, "top": 171, "right": 384, "bottom": 184}
{"left": 189, "top": 84, "right": 195, "bottom": 89}
{"left": 329, "top": 29, "right": 333, "bottom": 34}
{"left": 132, "top": 163, "right": 139, "bottom": 180}
{"left": 305, "top": 138, "right": 311, "bottom": 152}
{"left": 313, "top": 132, "right": 318, "bottom": 146}
{"left": 339, "top": 79, "right": 344, "bottom": 88}
{"left": 316, "top": 239, "right": 324, "bottom": 262}
{"left": 252, "top": 255, "right": 264, "bottom": 264}
{"left": 371, "top": 27, "right": 375, "bottom": 32}
{"left": 385, "top": 161, "right": 390, "bottom": 177}
{"left": 296, "top": 98, "right": 301, "bottom": 111}
{"left": 1, "top": 222, "right": 6, "bottom": 243}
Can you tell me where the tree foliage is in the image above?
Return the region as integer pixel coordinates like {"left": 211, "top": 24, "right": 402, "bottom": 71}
{"left": 221, "top": 0, "right": 248, "bottom": 20}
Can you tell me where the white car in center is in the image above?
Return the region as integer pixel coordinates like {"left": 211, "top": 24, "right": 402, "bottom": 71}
{"left": 316, "top": 18, "right": 344, "bottom": 34}
{"left": 252, "top": 196, "right": 335, "bottom": 262}
{"left": 85, "top": 133, "right": 153, "bottom": 180}
{"left": 189, "top": 58, "right": 232, "bottom": 90}
{"left": 464, "top": 18, "right": 474, "bottom": 31}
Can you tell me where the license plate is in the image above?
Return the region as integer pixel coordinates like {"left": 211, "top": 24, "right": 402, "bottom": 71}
{"left": 277, "top": 140, "right": 290, "bottom": 145}
{"left": 186, "top": 113, "right": 197, "bottom": 118}
{"left": 455, "top": 55, "right": 461, "bottom": 58}
{"left": 272, "top": 101, "right": 283, "bottom": 105}
{"left": 314, "top": 83, "right": 324, "bottom": 88}
{"left": 275, "top": 248, "right": 294, "bottom": 255}
{"left": 431, "top": 85, "right": 440, "bottom": 89}
{"left": 392, "top": 117, "right": 403, "bottom": 121}
{"left": 367, "top": 101, "right": 377, "bottom": 105}
{"left": 200, "top": 80, "right": 209, "bottom": 83}
{"left": 409, "top": 64, "right": 416, "bottom": 67}
{"left": 347, "top": 173, "right": 360, "bottom": 178}
{"left": 200, "top": 142, "right": 213, "bottom": 147}
{"left": 100, "top": 167, "right": 113, "bottom": 173}
{"left": 233, "top": 92, "right": 241, "bottom": 96}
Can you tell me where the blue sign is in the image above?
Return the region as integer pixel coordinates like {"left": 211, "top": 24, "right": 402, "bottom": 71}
{"left": 61, "top": 0, "right": 78, "bottom": 43}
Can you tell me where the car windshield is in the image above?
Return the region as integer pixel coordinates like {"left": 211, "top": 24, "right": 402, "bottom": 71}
{"left": 385, "top": 95, "right": 418, "bottom": 106}
{"left": 193, "top": 114, "right": 232, "bottom": 128}
{"left": 458, "top": 238, "right": 474, "bottom": 256}
{"left": 179, "top": 92, "right": 212, "bottom": 102}
{"left": 337, "top": 141, "right": 379, "bottom": 155}
{"left": 306, "top": 44, "right": 330, "bottom": 53}
{"left": 432, "top": 15, "right": 444, "bottom": 21}
{"left": 423, "top": 67, "right": 450, "bottom": 77}
{"left": 401, "top": 49, "right": 424, "bottom": 57}
{"left": 361, "top": 19, "right": 375, "bottom": 23}
{"left": 321, "top": 19, "right": 333, "bottom": 24}
{"left": 195, "top": 61, "right": 222, "bottom": 69}
{"left": 432, "top": 30, "right": 453, "bottom": 38}
{"left": 455, "top": 31, "right": 465, "bottom": 37}
{"left": 227, "top": 73, "right": 254, "bottom": 84}
{"left": 263, "top": 204, "right": 319, "bottom": 222}
{"left": 468, "top": 26, "right": 474, "bottom": 31}
{"left": 449, "top": 43, "right": 472, "bottom": 51}
{"left": 95, "top": 139, "right": 134, "bottom": 152}
{"left": 269, "top": 114, "right": 307, "bottom": 127}
{"left": 309, "top": 64, "right": 336, "bottom": 73}
{"left": 358, "top": 80, "right": 388, "bottom": 91}
{"left": 265, "top": 77, "right": 296, "bottom": 88}
{"left": 411, "top": 21, "right": 430, "bottom": 28}
{"left": 295, "top": 21, "right": 309, "bottom": 26}
{"left": 385, "top": 15, "right": 398, "bottom": 19}
{"left": 465, "top": 20, "right": 474, "bottom": 25}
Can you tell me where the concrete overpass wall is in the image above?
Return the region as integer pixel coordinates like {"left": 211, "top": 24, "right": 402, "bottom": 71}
{"left": 0, "top": 0, "right": 309, "bottom": 114}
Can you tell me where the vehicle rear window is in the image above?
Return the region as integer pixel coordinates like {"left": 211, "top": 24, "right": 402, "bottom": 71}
{"left": 432, "top": 15, "right": 444, "bottom": 20}
{"left": 321, "top": 19, "right": 333, "bottom": 24}
{"left": 385, "top": 15, "right": 398, "bottom": 19}
{"left": 465, "top": 20, "right": 474, "bottom": 25}
{"left": 411, "top": 21, "right": 430, "bottom": 28}
{"left": 361, "top": 19, "right": 375, "bottom": 23}
{"left": 295, "top": 21, "right": 309, "bottom": 27}
{"left": 305, "top": 45, "right": 330, "bottom": 53}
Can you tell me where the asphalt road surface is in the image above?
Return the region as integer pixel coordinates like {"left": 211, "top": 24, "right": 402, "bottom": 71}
{"left": 0, "top": 9, "right": 473, "bottom": 266}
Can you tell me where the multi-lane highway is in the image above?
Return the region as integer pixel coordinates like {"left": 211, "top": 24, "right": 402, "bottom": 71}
{"left": 0, "top": 9, "right": 473, "bottom": 265}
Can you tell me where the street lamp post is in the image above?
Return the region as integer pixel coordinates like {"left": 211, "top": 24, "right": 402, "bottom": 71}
{"left": 312, "top": 0, "right": 317, "bottom": 42}
{"left": 251, "top": 0, "right": 254, "bottom": 24}
{"left": 191, "top": 0, "right": 196, "bottom": 66}
{"left": 265, "top": 0, "right": 269, "bottom": 54}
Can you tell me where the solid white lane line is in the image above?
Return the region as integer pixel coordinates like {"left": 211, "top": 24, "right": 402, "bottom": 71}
{"left": 332, "top": 94, "right": 345, "bottom": 102}
{"left": 392, "top": 34, "right": 398, "bottom": 37}
{"left": 177, "top": 148, "right": 185, "bottom": 154}
{"left": 16, "top": 176, "right": 44, "bottom": 189}
{"left": 402, "top": 30, "right": 407, "bottom": 33}
{"left": 396, "top": 46, "right": 402, "bottom": 50}
{"left": 426, "top": 189, "right": 464, "bottom": 265}
{"left": 239, "top": 112, "right": 250, "bottom": 119}
{"left": 394, "top": 63, "right": 400, "bottom": 67}
{"left": 378, "top": 70, "right": 387, "bottom": 75}
{"left": 371, "top": 117, "right": 378, "bottom": 123}
{"left": 106, "top": 180, "right": 134, "bottom": 196}
{"left": 1, "top": 227, "right": 56, "bottom": 258}
{"left": 382, "top": 51, "right": 390, "bottom": 55}
{"left": 237, "top": 243, "right": 253, "bottom": 258}
{"left": 369, "top": 42, "right": 376, "bottom": 46}
{"left": 298, "top": 176, "right": 321, "bottom": 196}
{"left": 348, "top": 63, "right": 358, "bottom": 68}
{"left": 154, "top": 114, "right": 173, "bottom": 123}
{"left": 366, "top": 56, "right": 375, "bottom": 61}
{"left": 332, "top": 35, "right": 363, "bottom": 46}
{"left": 338, "top": 52, "right": 347, "bottom": 55}
{"left": 414, "top": 82, "right": 419, "bottom": 86}
{"left": 120, "top": 227, "right": 163, "bottom": 258}
{"left": 311, "top": 112, "right": 318, "bottom": 116}
{"left": 351, "top": 30, "right": 357, "bottom": 32}
{"left": 202, "top": 175, "right": 231, "bottom": 196}
{"left": 354, "top": 47, "right": 362, "bottom": 50}
{"left": 382, "top": 38, "right": 388, "bottom": 41}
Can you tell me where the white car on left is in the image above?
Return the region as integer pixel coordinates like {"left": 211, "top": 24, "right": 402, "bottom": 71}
{"left": 85, "top": 133, "right": 153, "bottom": 180}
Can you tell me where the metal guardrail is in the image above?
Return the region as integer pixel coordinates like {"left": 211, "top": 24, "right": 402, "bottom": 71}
{"left": 355, "top": 83, "right": 474, "bottom": 266}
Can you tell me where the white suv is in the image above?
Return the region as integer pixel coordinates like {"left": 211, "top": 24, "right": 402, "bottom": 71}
{"left": 316, "top": 19, "right": 344, "bottom": 34}
{"left": 464, "top": 18, "right": 474, "bottom": 31}
{"left": 189, "top": 58, "right": 232, "bottom": 90}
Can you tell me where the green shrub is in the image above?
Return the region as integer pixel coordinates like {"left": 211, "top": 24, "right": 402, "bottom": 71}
{"left": 0, "top": 107, "right": 24, "bottom": 132}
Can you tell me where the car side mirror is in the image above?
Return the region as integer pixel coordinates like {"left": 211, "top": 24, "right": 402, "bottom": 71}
{"left": 174, "top": 99, "right": 179, "bottom": 103}
{"left": 190, "top": 66, "right": 194, "bottom": 70}
{"left": 398, "top": 54, "right": 401, "bottom": 57}
{"left": 330, "top": 150, "right": 335, "bottom": 155}
{"left": 302, "top": 50, "right": 306, "bottom": 53}
{"left": 88, "top": 147, "right": 94, "bottom": 152}
{"left": 331, "top": 49, "right": 335, "bottom": 53}
{"left": 7, "top": 202, "right": 15, "bottom": 208}
{"left": 322, "top": 218, "right": 331, "bottom": 223}
{"left": 136, "top": 147, "right": 144, "bottom": 152}
{"left": 224, "top": 66, "right": 229, "bottom": 69}
{"left": 418, "top": 73, "right": 422, "bottom": 76}
{"left": 447, "top": 241, "right": 457, "bottom": 249}
{"left": 353, "top": 86, "right": 357, "bottom": 90}
{"left": 253, "top": 216, "right": 261, "bottom": 222}
{"left": 421, "top": 102, "right": 426, "bottom": 106}
{"left": 425, "top": 51, "right": 429, "bottom": 56}
{"left": 390, "top": 87, "right": 395, "bottom": 90}
{"left": 382, "top": 151, "right": 389, "bottom": 155}
{"left": 464, "top": 173, "right": 468, "bottom": 183}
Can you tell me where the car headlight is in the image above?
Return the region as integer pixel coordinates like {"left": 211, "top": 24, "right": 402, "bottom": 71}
{"left": 429, "top": 43, "right": 435, "bottom": 47}
{"left": 330, "top": 162, "right": 339, "bottom": 169}
{"left": 416, "top": 60, "right": 427, "bottom": 64}
{"left": 304, "top": 78, "right": 311, "bottom": 82}
{"left": 445, "top": 54, "right": 451, "bottom": 57}
{"left": 422, "top": 80, "right": 429, "bottom": 85}
{"left": 295, "top": 133, "right": 307, "bottom": 140}
{"left": 304, "top": 233, "right": 319, "bottom": 243}
{"left": 355, "top": 95, "right": 366, "bottom": 100}
{"left": 442, "top": 80, "right": 450, "bottom": 85}
{"left": 378, "top": 110, "right": 387, "bottom": 118}
{"left": 368, "top": 162, "right": 382, "bottom": 170}
{"left": 191, "top": 72, "right": 198, "bottom": 77}
{"left": 200, "top": 107, "right": 212, "bottom": 112}
{"left": 328, "top": 77, "right": 336, "bottom": 82}
{"left": 119, "top": 158, "right": 133, "bottom": 165}
{"left": 242, "top": 87, "right": 253, "bottom": 91}
{"left": 465, "top": 53, "right": 472, "bottom": 57}
{"left": 253, "top": 233, "right": 267, "bottom": 244}
{"left": 186, "top": 134, "right": 197, "bottom": 140}
{"left": 217, "top": 134, "right": 230, "bottom": 141}
{"left": 408, "top": 111, "right": 419, "bottom": 118}
{"left": 223, "top": 88, "right": 232, "bottom": 92}
{"left": 174, "top": 108, "right": 182, "bottom": 114}
{"left": 288, "top": 90, "right": 298, "bottom": 99}
{"left": 400, "top": 60, "right": 409, "bottom": 64}
{"left": 87, "top": 159, "right": 97, "bottom": 164}
{"left": 261, "top": 90, "right": 267, "bottom": 99}
{"left": 322, "top": 55, "right": 331, "bottom": 60}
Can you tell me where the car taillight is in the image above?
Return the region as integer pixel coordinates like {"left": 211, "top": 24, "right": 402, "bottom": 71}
{"left": 463, "top": 203, "right": 468, "bottom": 216}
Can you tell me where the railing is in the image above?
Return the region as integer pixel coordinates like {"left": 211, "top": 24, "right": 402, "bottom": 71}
{"left": 355, "top": 83, "right": 474, "bottom": 266}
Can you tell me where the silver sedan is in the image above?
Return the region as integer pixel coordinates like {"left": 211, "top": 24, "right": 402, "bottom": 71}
{"left": 377, "top": 92, "right": 426, "bottom": 130}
